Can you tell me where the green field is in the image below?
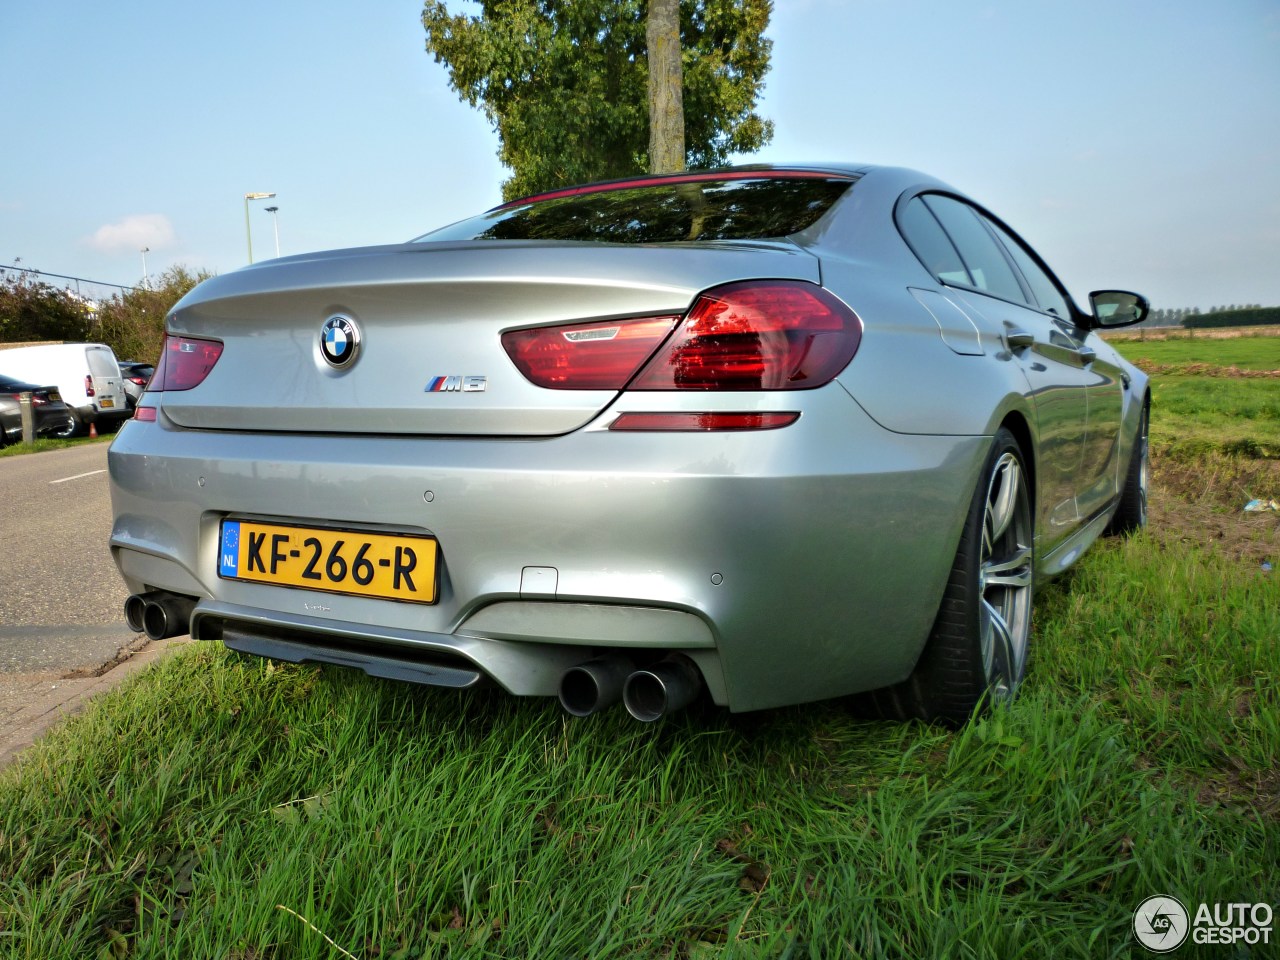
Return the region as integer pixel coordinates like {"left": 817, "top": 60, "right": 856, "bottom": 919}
{"left": 1112, "top": 333, "right": 1280, "bottom": 372}
{"left": 1106, "top": 335, "right": 1280, "bottom": 457}
{"left": 2, "top": 352, "right": 1277, "bottom": 958}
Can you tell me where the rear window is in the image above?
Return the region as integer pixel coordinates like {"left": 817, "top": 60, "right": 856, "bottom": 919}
{"left": 418, "top": 175, "right": 856, "bottom": 245}
{"left": 86, "top": 348, "right": 120, "bottom": 378}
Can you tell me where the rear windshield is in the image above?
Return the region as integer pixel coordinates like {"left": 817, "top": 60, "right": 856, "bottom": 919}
{"left": 417, "top": 175, "right": 855, "bottom": 245}
{"left": 86, "top": 348, "right": 119, "bottom": 378}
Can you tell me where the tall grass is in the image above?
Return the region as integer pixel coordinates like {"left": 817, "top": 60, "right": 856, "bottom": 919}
{"left": 2, "top": 527, "right": 1276, "bottom": 958}
{"left": 3, "top": 350, "right": 1278, "bottom": 957}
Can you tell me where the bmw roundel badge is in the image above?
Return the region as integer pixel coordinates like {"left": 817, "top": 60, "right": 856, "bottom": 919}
{"left": 320, "top": 315, "right": 360, "bottom": 368}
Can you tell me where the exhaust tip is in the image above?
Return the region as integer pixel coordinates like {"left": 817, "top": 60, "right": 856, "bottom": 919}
{"left": 559, "top": 669, "right": 605, "bottom": 717}
{"left": 123, "top": 593, "right": 151, "bottom": 633}
{"left": 558, "top": 656, "right": 633, "bottom": 717}
{"left": 140, "top": 592, "right": 197, "bottom": 641}
{"left": 142, "top": 601, "right": 171, "bottom": 641}
{"left": 623, "top": 655, "right": 702, "bottom": 723}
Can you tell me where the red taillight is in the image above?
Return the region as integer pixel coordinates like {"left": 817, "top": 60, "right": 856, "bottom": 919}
{"left": 610, "top": 412, "right": 799, "bottom": 431}
{"left": 501, "top": 316, "right": 679, "bottom": 390}
{"left": 151, "top": 335, "right": 223, "bottom": 391}
{"left": 502, "top": 281, "right": 860, "bottom": 394}
{"left": 128, "top": 376, "right": 148, "bottom": 386}
{"left": 631, "top": 281, "right": 861, "bottom": 390}
{"left": 84, "top": 374, "right": 95, "bottom": 398}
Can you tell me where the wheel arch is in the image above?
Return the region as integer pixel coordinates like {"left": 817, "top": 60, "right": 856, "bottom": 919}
{"left": 997, "top": 409, "right": 1036, "bottom": 517}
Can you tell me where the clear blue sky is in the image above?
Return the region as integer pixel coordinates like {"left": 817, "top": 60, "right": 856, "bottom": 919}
{"left": 3, "top": 0, "right": 1277, "bottom": 310}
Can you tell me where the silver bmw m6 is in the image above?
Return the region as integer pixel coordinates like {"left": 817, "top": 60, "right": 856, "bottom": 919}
{"left": 108, "top": 164, "right": 1150, "bottom": 723}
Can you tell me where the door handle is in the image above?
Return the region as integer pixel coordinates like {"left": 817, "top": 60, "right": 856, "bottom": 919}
{"left": 1003, "top": 322, "right": 1035, "bottom": 351}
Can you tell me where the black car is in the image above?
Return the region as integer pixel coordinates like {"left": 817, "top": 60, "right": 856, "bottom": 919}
{"left": 0, "top": 374, "right": 74, "bottom": 446}
{"left": 118, "top": 361, "right": 156, "bottom": 409}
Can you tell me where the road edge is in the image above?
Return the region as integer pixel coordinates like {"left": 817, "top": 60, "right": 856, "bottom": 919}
{"left": 0, "top": 637, "right": 191, "bottom": 772}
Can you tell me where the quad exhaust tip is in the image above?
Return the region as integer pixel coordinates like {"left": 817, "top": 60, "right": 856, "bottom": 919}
{"left": 622, "top": 655, "right": 702, "bottom": 722}
{"left": 560, "top": 653, "right": 704, "bottom": 721}
{"left": 124, "top": 591, "right": 196, "bottom": 641}
{"left": 558, "top": 655, "right": 634, "bottom": 717}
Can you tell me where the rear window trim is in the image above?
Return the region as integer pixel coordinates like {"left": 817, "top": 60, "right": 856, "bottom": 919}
{"left": 496, "top": 169, "right": 858, "bottom": 210}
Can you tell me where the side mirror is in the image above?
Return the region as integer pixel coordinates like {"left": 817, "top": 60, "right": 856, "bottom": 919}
{"left": 1089, "top": 290, "right": 1150, "bottom": 328}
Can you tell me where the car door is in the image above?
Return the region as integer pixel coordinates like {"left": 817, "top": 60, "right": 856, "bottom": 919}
{"left": 979, "top": 214, "right": 1126, "bottom": 520}
{"left": 899, "top": 194, "right": 1094, "bottom": 551}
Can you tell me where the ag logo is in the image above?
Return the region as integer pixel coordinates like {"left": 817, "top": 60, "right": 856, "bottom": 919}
{"left": 1134, "top": 895, "right": 1189, "bottom": 953}
{"left": 320, "top": 315, "right": 361, "bottom": 368}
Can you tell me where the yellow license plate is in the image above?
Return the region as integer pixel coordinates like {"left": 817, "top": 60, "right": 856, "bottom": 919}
{"left": 100, "top": 398, "right": 115, "bottom": 408}
{"left": 218, "top": 520, "right": 438, "bottom": 604}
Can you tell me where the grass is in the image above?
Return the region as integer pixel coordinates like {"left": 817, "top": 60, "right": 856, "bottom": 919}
{"left": 1147, "top": 377, "right": 1280, "bottom": 453}
{"left": 1110, "top": 334, "right": 1280, "bottom": 372}
{"left": 0, "top": 433, "right": 113, "bottom": 458}
{"left": 1, "top": 370, "right": 1278, "bottom": 958}
{"left": 1105, "top": 335, "right": 1280, "bottom": 456}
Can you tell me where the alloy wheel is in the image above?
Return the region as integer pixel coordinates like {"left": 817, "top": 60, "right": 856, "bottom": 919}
{"left": 978, "top": 452, "right": 1033, "bottom": 701}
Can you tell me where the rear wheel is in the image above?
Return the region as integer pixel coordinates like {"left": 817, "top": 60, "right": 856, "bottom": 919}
{"left": 1106, "top": 400, "right": 1149, "bottom": 536}
{"left": 51, "top": 411, "right": 82, "bottom": 439}
{"left": 864, "top": 428, "right": 1034, "bottom": 724}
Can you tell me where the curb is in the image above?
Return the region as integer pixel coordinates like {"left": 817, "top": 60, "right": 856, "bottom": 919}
{"left": 0, "top": 637, "right": 191, "bottom": 772}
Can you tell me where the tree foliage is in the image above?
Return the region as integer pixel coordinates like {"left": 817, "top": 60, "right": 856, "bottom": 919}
{"left": 422, "top": 0, "right": 774, "bottom": 199}
{"left": 1, "top": 267, "right": 208, "bottom": 364}
{"left": 0, "top": 274, "right": 93, "bottom": 345}
{"left": 94, "top": 267, "right": 209, "bottom": 363}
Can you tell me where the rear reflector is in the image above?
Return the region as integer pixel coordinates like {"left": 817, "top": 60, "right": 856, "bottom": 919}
{"left": 134, "top": 406, "right": 158, "bottom": 422}
{"left": 609, "top": 412, "right": 799, "bottom": 432}
{"left": 631, "top": 281, "right": 861, "bottom": 390}
{"left": 502, "top": 316, "right": 679, "bottom": 390}
{"left": 151, "top": 335, "right": 224, "bottom": 391}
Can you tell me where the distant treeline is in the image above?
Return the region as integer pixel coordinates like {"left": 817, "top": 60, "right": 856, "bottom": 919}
{"left": 1145, "top": 304, "right": 1266, "bottom": 327}
{"left": 1180, "top": 305, "right": 1280, "bottom": 329}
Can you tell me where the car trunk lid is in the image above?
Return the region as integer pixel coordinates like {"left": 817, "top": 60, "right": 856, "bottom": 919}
{"left": 158, "top": 241, "right": 821, "bottom": 436}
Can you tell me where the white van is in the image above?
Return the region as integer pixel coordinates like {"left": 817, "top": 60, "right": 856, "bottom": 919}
{"left": 0, "top": 343, "right": 130, "bottom": 436}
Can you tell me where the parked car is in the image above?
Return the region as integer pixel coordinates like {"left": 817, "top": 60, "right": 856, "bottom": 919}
{"left": 0, "top": 374, "right": 73, "bottom": 446}
{"left": 108, "top": 164, "right": 1150, "bottom": 724}
{"left": 0, "top": 343, "right": 129, "bottom": 436}
{"left": 118, "top": 361, "right": 156, "bottom": 408}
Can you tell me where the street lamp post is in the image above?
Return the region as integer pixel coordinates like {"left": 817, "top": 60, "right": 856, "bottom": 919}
{"left": 243, "top": 192, "right": 276, "bottom": 263}
{"left": 264, "top": 205, "right": 280, "bottom": 258}
{"left": 140, "top": 247, "right": 149, "bottom": 288}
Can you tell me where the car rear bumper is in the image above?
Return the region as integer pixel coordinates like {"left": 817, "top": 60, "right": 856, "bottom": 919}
{"left": 108, "top": 389, "right": 989, "bottom": 712}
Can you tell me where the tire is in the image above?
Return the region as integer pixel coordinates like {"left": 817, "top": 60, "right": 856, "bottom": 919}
{"left": 1105, "top": 400, "right": 1149, "bottom": 536}
{"left": 863, "top": 428, "right": 1035, "bottom": 725}
{"left": 51, "top": 410, "right": 83, "bottom": 439}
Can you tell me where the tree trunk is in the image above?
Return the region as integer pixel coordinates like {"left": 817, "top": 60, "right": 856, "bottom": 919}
{"left": 647, "top": 0, "right": 685, "bottom": 174}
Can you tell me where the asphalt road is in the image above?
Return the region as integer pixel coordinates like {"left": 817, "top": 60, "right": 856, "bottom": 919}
{"left": 0, "top": 443, "right": 141, "bottom": 679}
